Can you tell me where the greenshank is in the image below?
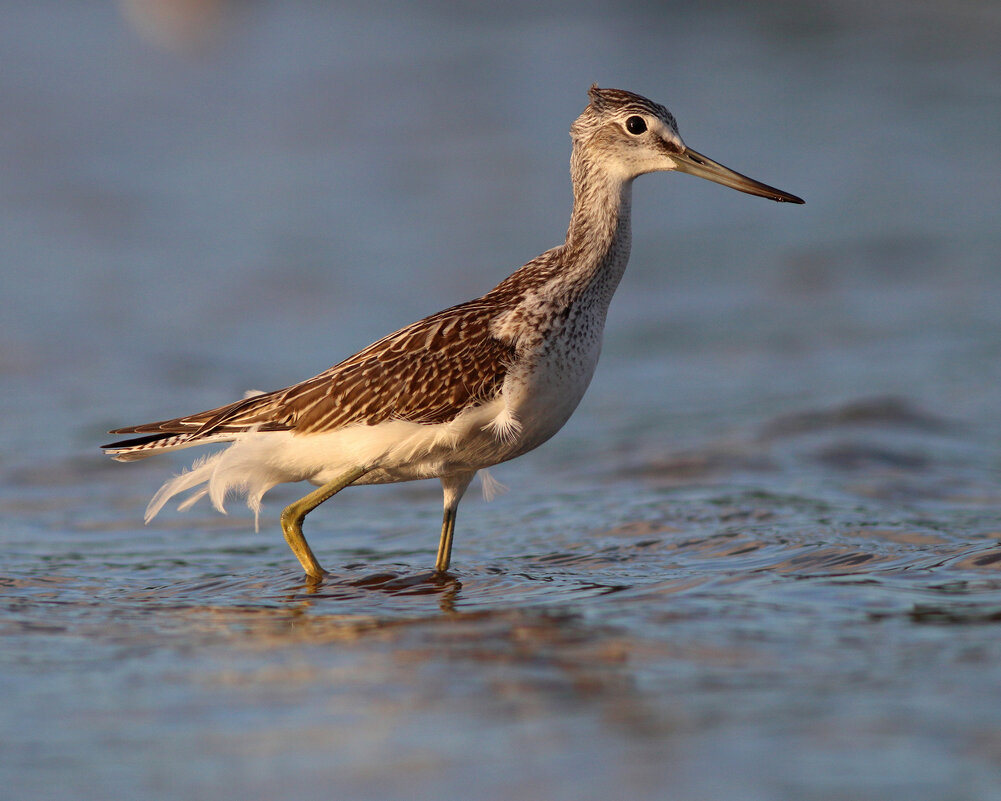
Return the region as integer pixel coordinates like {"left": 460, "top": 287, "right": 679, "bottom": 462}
{"left": 104, "top": 85, "right": 803, "bottom": 578}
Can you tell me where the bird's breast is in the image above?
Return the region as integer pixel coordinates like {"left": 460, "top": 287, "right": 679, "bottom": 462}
{"left": 498, "top": 304, "right": 605, "bottom": 457}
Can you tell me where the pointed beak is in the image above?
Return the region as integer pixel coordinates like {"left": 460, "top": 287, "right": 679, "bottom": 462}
{"left": 673, "top": 147, "right": 804, "bottom": 204}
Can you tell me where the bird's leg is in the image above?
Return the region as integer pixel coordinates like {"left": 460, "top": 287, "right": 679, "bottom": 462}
{"left": 280, "top": 466, "right": 369, "bottom": 579}
{"left": 434, "top": 472, "right": 475, "bottom": 574}
{"left": 434, "top": 505, "right": 458, "bottom": 573}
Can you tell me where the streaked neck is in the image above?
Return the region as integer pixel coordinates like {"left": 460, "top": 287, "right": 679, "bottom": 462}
{"left": 561, "top": 151, "right": 634, "bottom": 305}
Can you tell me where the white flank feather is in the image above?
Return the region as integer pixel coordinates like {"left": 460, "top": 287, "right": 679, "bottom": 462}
{"left": 478, "top": 468, "right": 508, "bottom": 502}
{"left": 483, "top": 404, "right": 523, "bottom": 445}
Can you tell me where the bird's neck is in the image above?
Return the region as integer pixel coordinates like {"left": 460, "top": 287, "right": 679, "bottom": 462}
{"left": 566, "top": 153, "right": 632, "bottom": 257}
{"left": 487, "top": 150, "right": 634, "bottom": 318}
{"left": 559, "top": 151, "right": 634, "bottom": 307}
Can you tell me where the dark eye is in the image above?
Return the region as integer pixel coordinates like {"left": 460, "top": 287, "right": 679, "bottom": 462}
{"left": 625, "top": 116, "right": 647, "bottom": 135}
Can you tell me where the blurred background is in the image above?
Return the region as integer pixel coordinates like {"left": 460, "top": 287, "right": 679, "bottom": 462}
{"left": 3, "top": 2, "right": 1001, "bottom": 800}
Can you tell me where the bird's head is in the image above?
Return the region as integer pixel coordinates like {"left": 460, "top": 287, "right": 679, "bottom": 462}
{"left": 571, "top": 85, "right": 803, "bottom": 204}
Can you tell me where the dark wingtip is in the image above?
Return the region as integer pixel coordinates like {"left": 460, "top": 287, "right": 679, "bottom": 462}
{"left": 101, "top": 432, "right": 173, "bottom": 450}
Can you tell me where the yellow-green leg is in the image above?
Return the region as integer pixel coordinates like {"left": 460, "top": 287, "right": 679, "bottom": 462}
{"left": 434, "top": 506, "right": 458, "bottom": 573}
{"left": 280, "top": 466, "right": 369, "bottom": 578}
{"left": 434, "top": 472, "right": 474, "bottom": 574}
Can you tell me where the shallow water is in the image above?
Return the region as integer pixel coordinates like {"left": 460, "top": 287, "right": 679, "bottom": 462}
{"left": 4, "top": 2, "right": 1001, "bottom": 799}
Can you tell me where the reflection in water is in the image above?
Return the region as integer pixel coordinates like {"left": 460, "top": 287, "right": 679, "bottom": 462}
{"left": 296, "top": 568, "right": 464, "bottom": 614}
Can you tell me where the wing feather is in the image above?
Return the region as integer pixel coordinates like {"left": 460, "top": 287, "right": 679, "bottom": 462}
{"left": 106, "top": 300, "right": 516, "bottom": 447}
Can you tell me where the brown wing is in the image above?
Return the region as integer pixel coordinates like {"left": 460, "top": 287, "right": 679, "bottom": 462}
{"left": 108, "top": 300, "right": 516, "bottom": 442}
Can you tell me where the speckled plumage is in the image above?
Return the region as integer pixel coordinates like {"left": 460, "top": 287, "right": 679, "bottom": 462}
{"left": 103, "top": 85, "right": 802, "bottom": 576}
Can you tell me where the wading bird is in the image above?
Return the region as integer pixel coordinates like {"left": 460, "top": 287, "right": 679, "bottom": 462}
{"left": 104, "top": 86, "right": 803, "bottom": 578}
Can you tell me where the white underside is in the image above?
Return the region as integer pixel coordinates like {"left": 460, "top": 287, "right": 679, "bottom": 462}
{"left": 146, "top": 400, "right": 497, "bottom": 526}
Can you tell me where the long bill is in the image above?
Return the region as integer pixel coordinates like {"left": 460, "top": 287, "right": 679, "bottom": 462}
{"left": 674, "top": 147, "right": 804, "bottom": 204}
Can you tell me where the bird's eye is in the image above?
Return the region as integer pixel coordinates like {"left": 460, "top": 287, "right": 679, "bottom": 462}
{"left": 625, "top": 116, "right": 647, "bottom": 135}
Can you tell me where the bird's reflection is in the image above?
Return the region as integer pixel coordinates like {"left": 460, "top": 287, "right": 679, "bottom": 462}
{"left": 289, "top": 567, "right": 462, "bottom": 614}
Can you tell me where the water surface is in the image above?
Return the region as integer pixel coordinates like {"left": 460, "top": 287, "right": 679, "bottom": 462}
{"left": 3, "top": 2, "right": 1001, "bottom": 799}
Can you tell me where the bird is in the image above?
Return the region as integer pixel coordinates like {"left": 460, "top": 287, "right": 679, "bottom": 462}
{"left": 103, "top": 85, "right": 803, "bottom": 579}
